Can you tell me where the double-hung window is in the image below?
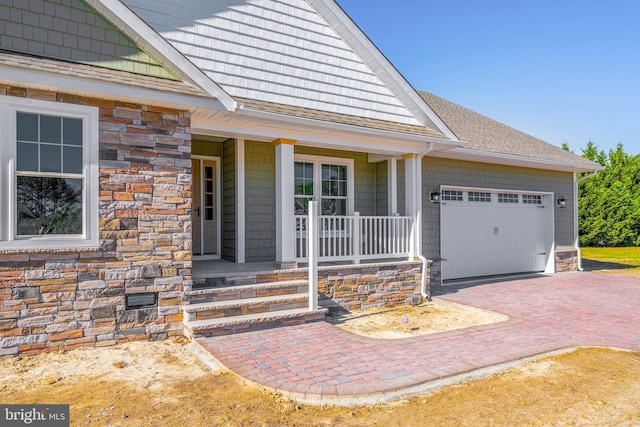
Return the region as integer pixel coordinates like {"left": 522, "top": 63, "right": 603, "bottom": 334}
{"left": 0, "top": 96, "right": 99, "bottom": 249}
{"left": 294, "top": 154, "right": 354, "bottom": 216}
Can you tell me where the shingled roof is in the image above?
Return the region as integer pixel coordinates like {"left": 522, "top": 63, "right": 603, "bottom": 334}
{"left": 0, "top": 50, "right": 210, "bottom": 99}
{"left": 419, "top": 91, "right": 599, "bottom": 168}
{"left": 237, "top": 97, "right": 446, "bottom": 139}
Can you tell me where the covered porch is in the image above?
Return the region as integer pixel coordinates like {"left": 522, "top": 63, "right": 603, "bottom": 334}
{"left": 190, "top": 136, "right": 451, "bottom": 269}
{"left": 184, "top": 115, "right": 457, "bottom": 337}
{"left": 189, "top": 94, "right": 462, "bottom": 270}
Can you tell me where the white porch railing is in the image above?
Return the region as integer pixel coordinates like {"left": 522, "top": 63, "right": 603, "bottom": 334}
{"left": 295, "top": 211, "right": 412, "bottom": 264}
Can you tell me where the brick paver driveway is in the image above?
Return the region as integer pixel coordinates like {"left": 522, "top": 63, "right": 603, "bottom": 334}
{"left": 197, "top": 272, "right": 640, "bottom": 403}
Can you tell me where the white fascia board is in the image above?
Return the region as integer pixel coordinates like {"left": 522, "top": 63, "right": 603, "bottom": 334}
{"left": 87, "top": 0, "right": 236, "bottom": 111}
{"left": 310, "top": 0, "right": 458, "bottom": 141}
{"left": 192, "top": 108, "right": 463, "bottom": 156}
{"left": 0, "top": 65, "right": 225, "bottom": 111}
{"left": 429, "top": 147, "right": 605, "bottom": 173}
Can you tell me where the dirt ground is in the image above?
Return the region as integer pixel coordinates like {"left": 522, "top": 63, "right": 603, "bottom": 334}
{"left": 325, "top": 300, "right": 507, "bottom": 339}
{"left": 2, "top": 299, "right": 640, "bottom": 426}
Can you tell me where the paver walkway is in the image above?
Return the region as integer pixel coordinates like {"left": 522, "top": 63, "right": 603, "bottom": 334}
{"left": 196, "top": 272, "right": 640, "bottom": 403}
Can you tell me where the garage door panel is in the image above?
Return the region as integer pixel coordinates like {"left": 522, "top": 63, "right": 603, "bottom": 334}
{"left": 441, "top": 188, "right": 552, "bottom": 281}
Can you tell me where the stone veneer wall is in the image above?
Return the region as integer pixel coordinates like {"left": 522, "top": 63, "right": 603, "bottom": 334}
{"left": 555, "top": 250, "right": 579, "bottom": 272}
{"left": 0, "top": 86, "right": 191, "bottom": 356}
{"left": 317, "top": 261, "right": 423, "bottom": 311}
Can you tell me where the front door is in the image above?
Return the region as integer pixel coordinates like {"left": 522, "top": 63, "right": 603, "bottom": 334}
{"left": 192, "top": 158, "right": 220, "bottom": 258}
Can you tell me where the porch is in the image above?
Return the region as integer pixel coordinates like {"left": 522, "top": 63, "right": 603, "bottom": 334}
{"left": 190, "top": 137, "right": 432, "bottom": 269}
{"left": 186, "top": 257, "right": 424, "bottom": 338}
{"left": 192, "top": 257, "right": 416, "bottom": 279}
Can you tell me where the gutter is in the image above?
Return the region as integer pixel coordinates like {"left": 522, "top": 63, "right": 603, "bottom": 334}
{"left": 574, "top": 169, "right": 600, "bottom": 271}
{"left": 416, "top": 143, "right": 435, "bottom": 301}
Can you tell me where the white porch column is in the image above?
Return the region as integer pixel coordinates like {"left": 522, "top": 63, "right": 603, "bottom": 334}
{"left": 273, "top": 138, "right": 298, "bottom": 268}
{"left": 403, "top": 153, "right": 421, "bottom": 260}
{"left": 388, "top": 157, "right": 398, "bottom": 216}
{"left": 236, "top": 139, "right": 245, "bottom": 263}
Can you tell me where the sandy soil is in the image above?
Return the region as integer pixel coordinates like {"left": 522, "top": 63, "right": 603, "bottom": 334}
{"left": 326, "top": 299, "right": 508, "bottom": 339}
{"left": 2, "top": 300, "right": 640, "bottom": 426}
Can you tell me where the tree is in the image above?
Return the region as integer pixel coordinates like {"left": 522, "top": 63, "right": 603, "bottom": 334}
{"left": 577, "top": 142, "right": 640, "bottom": 246}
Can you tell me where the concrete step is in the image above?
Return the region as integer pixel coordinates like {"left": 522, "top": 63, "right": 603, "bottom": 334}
{"left": 186, "top": 280, "right": 309, "bottom": 304}
{"left": 184, "top": 307, "right": 327, "bottom": 338}
{"left": 184, "top": 293, "right": 309, "bottom": 321}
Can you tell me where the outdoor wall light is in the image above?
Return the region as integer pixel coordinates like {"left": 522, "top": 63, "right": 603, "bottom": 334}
{"left": 429, "top": 189, "right": 441, "bottom": 203}
{"left": 556, "top": 196, "right": 567, "bottom": 208}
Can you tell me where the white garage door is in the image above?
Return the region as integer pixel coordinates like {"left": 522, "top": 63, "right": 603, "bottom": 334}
{"left": 440, "top": 187, "right": 554, "bottom": 281}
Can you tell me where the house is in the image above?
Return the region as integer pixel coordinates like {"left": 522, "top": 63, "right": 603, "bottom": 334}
{"left": 0, "top": 0, "right": 600, "bottom": 355}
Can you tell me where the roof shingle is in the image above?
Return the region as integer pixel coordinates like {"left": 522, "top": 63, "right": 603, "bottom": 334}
{"left": 418, "top": 91, "right": 598, "bottom": 168}
{"left": 0, "top": 50, "right": 210, "bottom": 99}
{"left": 237, "top": 97, "right": 446, "bottom": 139}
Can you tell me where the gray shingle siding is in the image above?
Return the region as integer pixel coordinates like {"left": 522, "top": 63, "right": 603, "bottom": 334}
{"left": 245, "top": 141, "right": 276, "bottom": 262}
{"left": 422, "top": 157, "right": 575, "bottom": 258}
{"left": 222, "top": 140, "right": 236, "bottom": 261}
{"left": 397, "top": 160, "right": 405, "bottom": 216}
{"left": 0, "top": 0, "right": 176, "bottom": 79}
{"left": 375, "top": 161, "right": 387, "bottom": 216}
{"left": 192, "top": 139, "right": 223, "bottom": 158}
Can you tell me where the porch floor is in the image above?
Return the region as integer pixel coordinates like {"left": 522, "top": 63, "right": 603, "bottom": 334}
{"left": 192, "top": 258, "right": 410, "bottom": 279}
{"left": 192, "top": 259, "right": 286, "bottom": 279}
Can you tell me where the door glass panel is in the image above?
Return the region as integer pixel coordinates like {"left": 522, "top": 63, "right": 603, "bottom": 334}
{"left": 204, "top": 166, "right": 215, "bottom": 221}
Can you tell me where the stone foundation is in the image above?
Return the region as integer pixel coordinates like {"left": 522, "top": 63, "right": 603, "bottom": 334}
{"left": 0, "top": 87, "right": 191, "bottom": 356}
{"left": 316, "top": 261, "right": 423, "bottom": 312}
{"left": 555, "top": 249, "right": 579, "bottom": 273}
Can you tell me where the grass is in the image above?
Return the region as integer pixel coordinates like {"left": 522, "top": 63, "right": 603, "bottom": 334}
{"left": 581, "top": 247, "right": 640, "bottom": 277}
{"left": 581, "top": 247, "right": 640, "bottom": 267}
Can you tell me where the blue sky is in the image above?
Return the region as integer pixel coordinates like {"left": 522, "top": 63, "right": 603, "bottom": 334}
{"left": 337, "top": 0, "right": 640, "bottom": 156}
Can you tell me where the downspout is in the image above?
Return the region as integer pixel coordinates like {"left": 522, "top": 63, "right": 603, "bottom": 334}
{"left": 416, "top": 143, "right": 435, "bottom": 301}
{"left": 574, "top": 169, "right": 599, "bottom": 271}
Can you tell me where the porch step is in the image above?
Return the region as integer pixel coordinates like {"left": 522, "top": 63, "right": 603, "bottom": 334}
{"left": 183, "top": 278, "right": 324, "bottom": 337}
{"left": 184, "top": 307, "right": 328, "bottom": 338}
{"left": 186, "top": 280, "right": 309, "bottom": 304}
{"left": 184, "top": 293, "right": 310, "bottom": 322}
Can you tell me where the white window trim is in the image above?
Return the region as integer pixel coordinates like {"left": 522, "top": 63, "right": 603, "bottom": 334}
{"left": 294, "top": 154, "right": 355, "bottom": 215}
{"left": 0, "top": 95, "right": 99, "bottom": 249}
